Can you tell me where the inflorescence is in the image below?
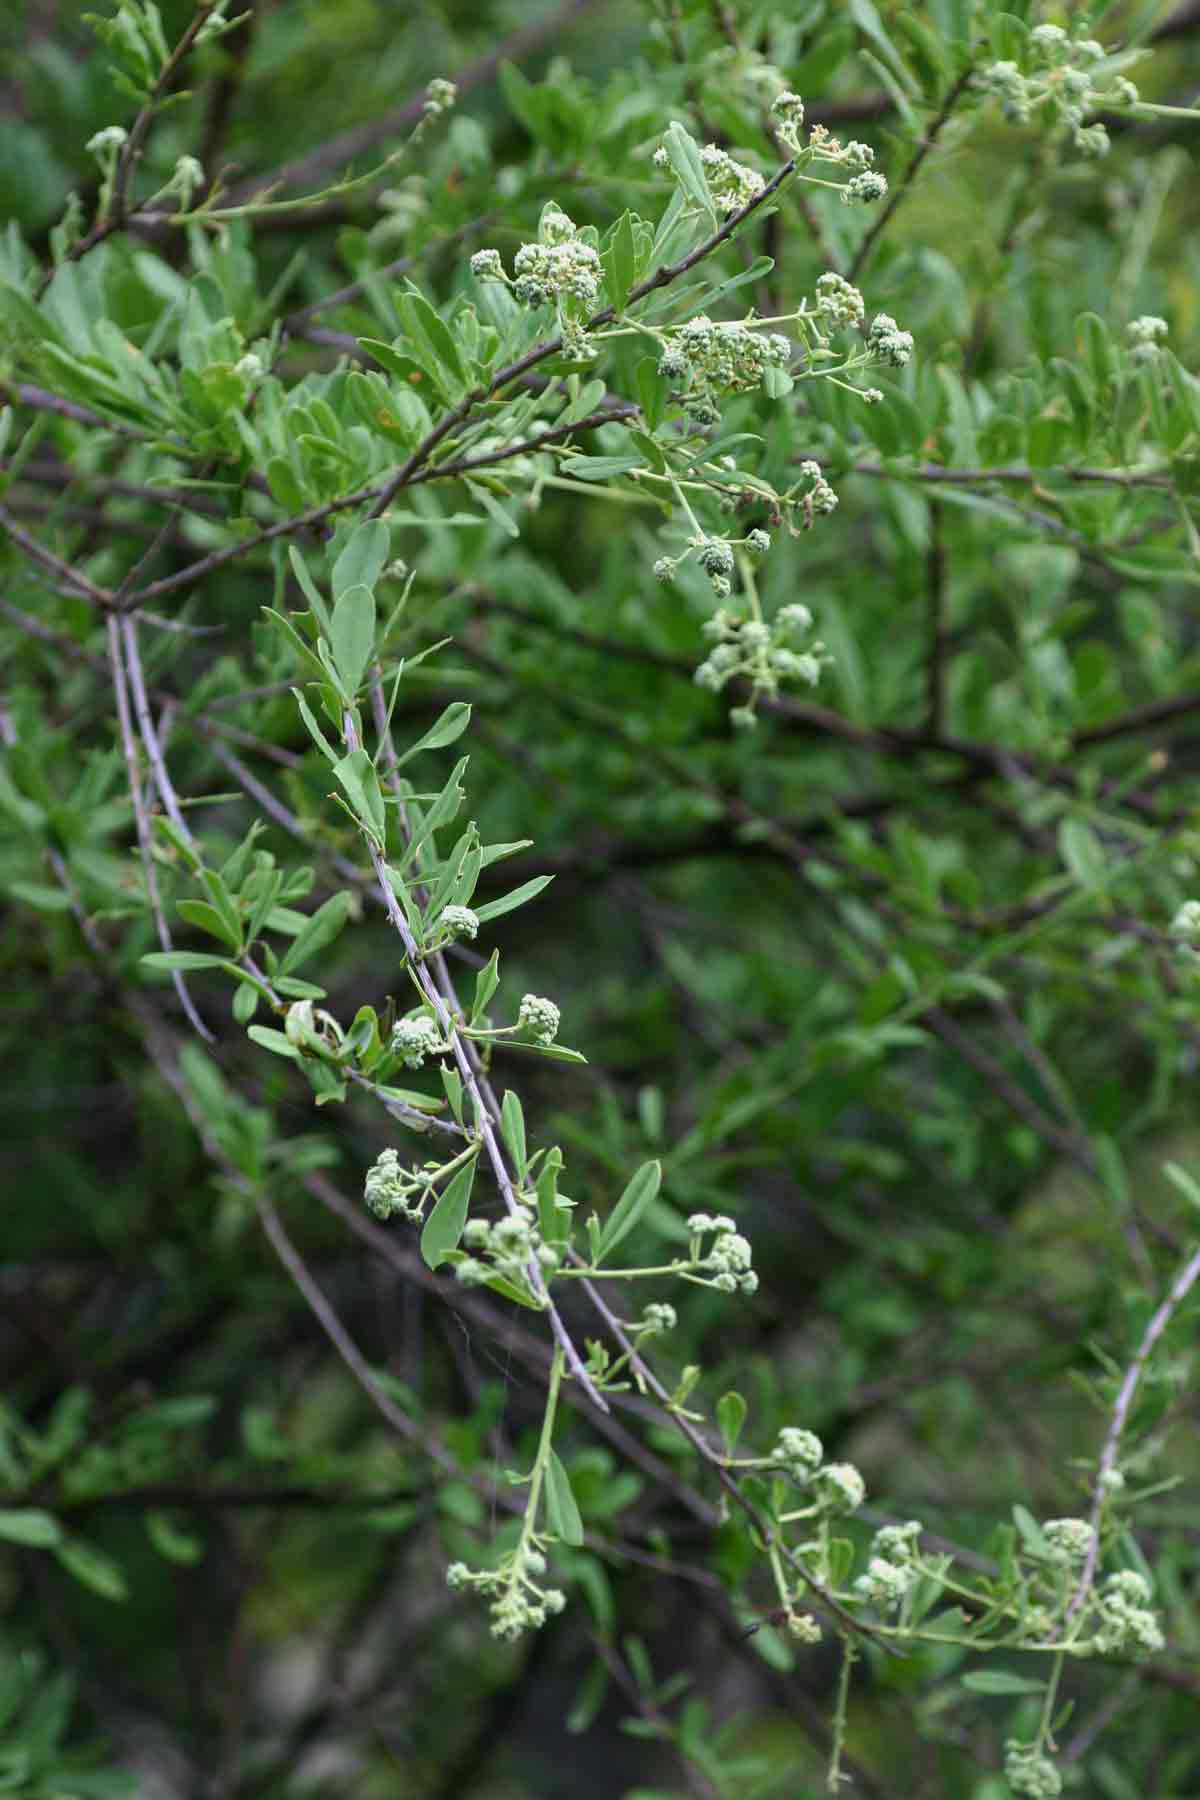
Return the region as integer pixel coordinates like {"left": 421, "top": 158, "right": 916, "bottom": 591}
{"left": 978, "top": 22, "right": 1142, "bottom": 158}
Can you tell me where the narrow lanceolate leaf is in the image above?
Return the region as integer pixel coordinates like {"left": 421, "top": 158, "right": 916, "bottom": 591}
{"left": 330, "top": 582, "right": 376, "bottom": 697}
{"left": 544, "top": 1449, "right": 585, "bottom": 1546}
{"left": 500, "top": 1089, "right": 527, "bottom": 1180}
{"left": 420, "top": 1156, "right": 477, "bottom": 1270}
{"left": 473, "top": 875, "right": 554, "bottom": 924}
{"left": 716, "top": 1391, "right": 747, "bottom": 1457}
{"left": 332, "top": 749, "right": 386, "bottom": 847}
{"left": 279, "top": 891, "right": 354, "bottom": 976}
{"left": 142, "top": 951, "right": 229, "bottom": 972}
{"left": 395, "top": 701, "right": 472, "bottom": 767}
{"left": 662, "top": 121, "right": 716, "bottom": 224}
{"left": 0, "top": 1508, "right": 62, "bottom": 1547}
{"left": 595, "top": 1160, "right": 661, "bottom": 1262}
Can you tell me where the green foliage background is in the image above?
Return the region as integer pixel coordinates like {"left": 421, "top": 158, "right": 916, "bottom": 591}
{"left": 1, "top": 1, "right": 1199, "bottom": 1795}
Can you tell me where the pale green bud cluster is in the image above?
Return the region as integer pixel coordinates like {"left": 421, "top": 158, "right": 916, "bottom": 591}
{"left": 364, "top": 1147, "right": 425, "bottom": 1222}
{"left": 471, "top": 204, "right": 602, "bottom": 357}
{"left": 86, "top": 125, "right": 128, "bottom": 164}
{"left": 638, "top": 1301, "right": 677, "bottom": 1336}
{"left": 1005, "top": 1740, "right": 1062, "bottom": 1798}
{"left": 770, "top": 1425, "right": 823, "bottom": 1482}
{"left": 868, "top": 314, "right": 914, "bottom": 368}
{"left": 770, "top": 90, "right": 806, "bottom": 153}
{"left": 168, "top": 155, "right": 205, "bottom": 207}
{"left": 815, "top": 271, "right": 865, "bottom": 329}
{"left": 657, "top": 313, "right": 791, "bottom": 430}
{"left": 447, "top": 1549, "right": 567, "bottom": 1640}
{"left": 855, "top": 1518, "right": 921, "bottom": 1608}
{"left": 1042, "top": 1517, "right": 1095, "bottom": 1565}
{"left": 1128, "top": 315, "right": 1169, "bottom": 364}
{"left": 694, "top": 601, "right": 828, "bottom": 719}
{"left": 439, "top": 904, "right": 480, "bottom": 941}
{"left": 423, "top": 77, "right": 457, "bottom": 119}
{"left": 517, "top": 993, "right": 561, "bottom": 1044}
{"left": 842, "top": 169, "right": 888, "bottom": 206}
{"left": 1092, "top": 1569, "right": 1164, "bottom": 1655}
{"left": 978, "top": 21, "right": 1141, "bottom": 159}
{"left": 686, "top": 1212, "right": 758, "bottom": 1293}
{"left": 459, "top": 1204, "right": 559, "bottom": 1289}
{"left": 797, "top": 459, "right": 839, "bottom": 516}
{"left": 815, "top": 1461, "right": 867, "bottom": 1513}
{"left": 391, "top": 1012, "right": 446, "bottom": 1068}
{"left": 700, "top": 143, "right": 765, "bottom": 214}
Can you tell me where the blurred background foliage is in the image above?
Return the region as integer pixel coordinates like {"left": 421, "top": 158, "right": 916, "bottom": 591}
{"left": 1, "top": 0, "right": 1200, "bottom": 1795}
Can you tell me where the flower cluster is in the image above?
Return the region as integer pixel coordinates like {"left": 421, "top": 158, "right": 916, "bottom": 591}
{"left": 1091, "top": 1569, "right": 1165, "bottom": 1655}
{"left": 390, "top": 1011, "right": 446, "bottom": 1068}
{"left": 686, "top": 1213, "right": 758, "bottom": 1294}
{"left": 1041, "top": 1516, "right": 1095, "bottom": 1566}
{"left": 693, "top": 599, "right": 828, "bottom": 724}
{"left": 1005, "top": 1740, "right": 1062, "bottom": 1799}
{"left": 438, "top": 904, "right": 480, "bottom": 942}
{"left": 814, "top": 271, "right": 865, "bottom": 329}
{"left": 770, "top": 89, "right": 806, "bottom": 153}
{"left": 447, "top": 1546, "right": 566, "bottom": 1641}
{"left": 517, "top": 993, "right": 560, "bottom": 1044}
{"left": 459, "top": 1204, "right": 559, "bottom": 1291}
{"left": 868, "top": 314, "right": 914, "bottom": 368}
{"left": 765, "top": 1425, "right": 867, "bottom": 1513}
{"left": 1128, "top": 315, "right": 1170, "bottom": 364}
{"left": 854, "top": 1519, "right": 922, "bottom": 1609}
{"left": 656, "top": 313, "right": 791, "bottom": 430}
{"left": 471, "top": 204, "right": 602, "bottom": 356}
{"left": 978, "top": 23, "right": 1141, "bottom": 159}
{"left": 363, "top": 1147, "right": 446, "bottom": 1222}
{"left": 637, "top": 1300, "right": 677, "bottom": 1337}
{"left": 842, "top": 169, "right": 888, "bottom": 206}
{"left": 653, "top": 141, "right": 764, "bottom": 214}
{"left": 423, "top": 77, "right": 457, "bottom": 120}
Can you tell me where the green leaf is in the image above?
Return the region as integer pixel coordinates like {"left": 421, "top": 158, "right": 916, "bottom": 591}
{"left": 141, "top": 951, "right": 229, "bottom": 971}
{"left": 596, "top": 1160, "right": 662, "bottom": 1261}
{"left": 545, "top": 1449, "right": 585, "bottom": 1546}
{"left": 473, "top": 875, "right": 554, "bottom": 924}
{"left": 1058, "top": 817, "right": 1105, "bottom": 889}
{"left": 287, "top": 546, "right": 333, "bottom": 634}
{"left": 501, "top": 1089, "right": 527, "bottom": 1179}
{"left": 395, "top": 701, "right": 473, "bottom": 767}
{"left": 291, "top": 687, "right": 339, "bottom": 763}
{"left": 247, "top": 1025, "right": 301, "bottom": 1060}
{"left": 332, "top": 749, "right": 387, "bottom": 848}
{"left": 471, "top": 949, "right": 500, "bottom": 1024}
{"left": 177, "top": 899, "right": 243, "bottom": 952}
{"left": 662, "top": 120, "right": 716, "bottom": 224}
{"left": 0, "top": 1508, "right": 62, "bottom": 1547}
{"left": 559, "top": 454, "right": 644, "bottom": 480}
{"left": 330, "top": 582, "right": 376, "bottom": 697}
{"left": 567, "top": 1659, "right": 610, "bottom": 1735}
{"left": 54, "top": 1535, "right": 128, "bottom": 1601}
{"left": 397, "top": 285, "right": 468, "bottom": 402}
{"left": 716, "top": 1391, "right": 747, "bottom": 1456}
{"left": 279, "top": 891, "right": 354, "bottom": 976}
{"left": 331, "top": 520, "right": 390, "bottom": 599}
{"left": 464, "top": 478, "right": 520, "bottom": 538}
{"left": 960, "top": 1670, "right": 1047, "bottom": 1696}
{"left": 603, "top": 210, "right": 638, "bottom": 310}
{"left": 420, "top": 1156, "right": 477, "bottom": 1270}
{"left": 146, "top": 1510, "right": 204, "bottom": 1565}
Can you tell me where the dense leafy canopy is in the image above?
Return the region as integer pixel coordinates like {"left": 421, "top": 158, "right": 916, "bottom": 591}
{"left": 2, "top": 1, "right": 1200, "bottom": 1795}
